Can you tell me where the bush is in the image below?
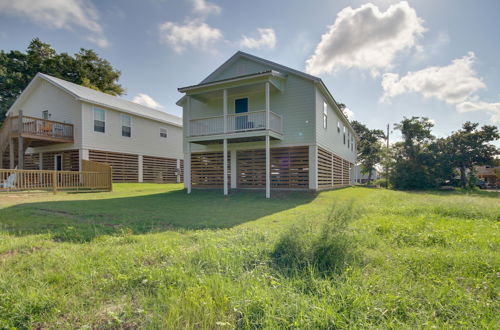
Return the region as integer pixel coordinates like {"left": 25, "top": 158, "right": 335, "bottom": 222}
{"left": 271, "top": 202, "right": 360, "bottom": 276}
{"left": 372, "top": 179, "right": 388, "bottom": 188}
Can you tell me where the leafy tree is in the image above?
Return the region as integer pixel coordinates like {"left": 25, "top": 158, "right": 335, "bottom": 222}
{"left": 0, "top": 38, "right": 124, "bottom": 123}
{"left": 390, "top": 117, "right": 436, "bottom": 189}
{"left": 445, "top": 122, "right": 499, "bottom": 188}
{"left": 351, "top": 120, "right": 385, "bottom": 184}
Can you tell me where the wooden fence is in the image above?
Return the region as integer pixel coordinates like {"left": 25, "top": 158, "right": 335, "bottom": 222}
{"left": 0, "top": 160, "right": 112, "bottom": 193}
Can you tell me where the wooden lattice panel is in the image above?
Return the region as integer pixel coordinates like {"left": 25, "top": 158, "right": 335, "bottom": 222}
{"left": 237, "top": 146, "right": 309, "bottom": 189}
{"left": 89, "top": 150, "right": 138, "bottom": 182}
{"left": 143, "top": 156, "right": 178, "bottom": 183}
{"left": 317, "top": 147, "right": 352, "bottom": 190}
{"left": 191, "top": 152, "right": 230, "bottom": 188}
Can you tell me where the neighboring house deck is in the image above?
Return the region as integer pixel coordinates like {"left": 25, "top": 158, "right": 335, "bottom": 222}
{"left": 177, "top": 51, "right": 357, "bottom": 198}
{"left": 0, "top": 73, "right": 183, "bottom": 183}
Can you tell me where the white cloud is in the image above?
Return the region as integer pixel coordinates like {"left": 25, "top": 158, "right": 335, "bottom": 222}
{"left": 159, "top": 19, "right": 223, "bottom": 53}
{"left": 132, "top": 93, "right": 164, "bottom": 110}
{"left": 240, "top": 28, "right": 276, "bottom": 50}
{"left": 381, "top": 52, "right": 500, "bottom": 123}
{"left": 0, "top": 0, "right": 108, "bottom": 47}
{"left": 344, "top": 107, "right": 354, "bottom": 120}
{"left": 191, "top": 0, "right": 221, "bottom": 15}
{"left": 305, "top": 1, "right": 425, "bottom": 76}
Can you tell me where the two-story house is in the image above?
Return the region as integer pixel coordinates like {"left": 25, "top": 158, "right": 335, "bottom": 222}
{"left": 177, "top": 51, "right": 357, "bottom": 198}
{"left": 0, "top": 73, "right": 183, "bottom": 183}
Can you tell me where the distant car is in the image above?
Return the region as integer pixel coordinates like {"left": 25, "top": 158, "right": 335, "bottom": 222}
{"left": 476, "top": 180, "right": 487, "bottom": 189}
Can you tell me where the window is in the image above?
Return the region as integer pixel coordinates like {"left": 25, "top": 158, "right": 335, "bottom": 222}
{"left": 323, "top": 101, "right": 328, "bottom": 129}
{"left": 337, "top": 121, "right": 340, "bottom": 133}
{"left": 93, "top": 108, "right": 105, "bottom": 133}
{"left": 160, "top": 128, "right": 167, "bottom": 138}
{"left": 42, "top": 110, "right": 49, "bottom": 120}
{"left": 351, "top": 136, "right": 354, "bottom": 151}
{"left": 347, "top": 132, "right": 350, "bottom": 148}
{"left": 121, "top": 114, "right": 131, "bottom": 137}
{"left": 343, "top": 126, "right": 346, "bottom": 144}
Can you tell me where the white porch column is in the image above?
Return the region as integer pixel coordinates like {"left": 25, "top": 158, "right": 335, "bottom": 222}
{"left": 223, "top": 89, "right": 228, "bottom": 133}
{"left": 265, "top": 135, "right": 270, "bottom": 198}
{"left": 185, "top": 142, "right": 192, "bottom": 193}
{"left": 79, "top": 148, "right": 89, "bottom": 171}
{"left": 223, "top": 138, "right": 228, "bottom": 195}
{"left": 138, "top": 155, "right": 144, "bottom": 183}
{"left": 309, "top": 145, "right": 318, "bottom": 190}
{"left": 39, "top": 152, "right": 43, "bottom": 170}
{"left": 265, "top": 82, "right": 270, "bottom": 129}
{"left": 230, "top": 149, "right": 237, "bottom": 189}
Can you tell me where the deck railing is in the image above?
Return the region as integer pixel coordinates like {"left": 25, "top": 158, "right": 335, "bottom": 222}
{"left": 189, "top": 110, "right": 283, "bottom": 137}
{"left": 10, "top": 115, "right": 74, "bottom": 141}
{"left": 0, "top": 161, "right": 112, "bottom": 193}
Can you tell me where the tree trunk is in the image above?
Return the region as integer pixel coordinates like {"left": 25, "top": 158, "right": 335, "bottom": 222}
{"left": 460, "top": 163, "right": 466, "bottom": 188}
{"left": 367, "top": 170, "right": 373, "bottom": 185}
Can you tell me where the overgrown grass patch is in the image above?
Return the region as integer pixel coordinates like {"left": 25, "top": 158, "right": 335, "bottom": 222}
{"left": 0, "top": 184, "right": 498, "bottom": 328}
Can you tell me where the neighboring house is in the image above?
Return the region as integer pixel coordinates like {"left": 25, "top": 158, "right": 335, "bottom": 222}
{"left": 476, "top": 165, "right": 499, "bottom": 189}
{"left": 0, "top": 73, "right": 183, "bottom": 183}
{"left": 352, "top": 165, "right": 380, "bottom": 184}
{"left": 177, "top": 51, "right": 357, "bottom": 198}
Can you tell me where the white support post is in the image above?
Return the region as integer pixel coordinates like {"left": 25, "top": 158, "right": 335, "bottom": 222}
{"left": 223, "top": 139, "right": 228, "bottom": 195}
{"left": 223, "top": 89, "right": 228, "bottom": 133}
{"left": 265, "top": 82, "right": 270, "bottom": 129}
{"left": 265, "top": 135, "right": 270, "bottom": 198}
{"left": 230, "top": 149, "right": 237, "bottom": 189}
{"left": 78, "top": 148, "right": 89, "bottom": 171}
{"left": 309, "top": 145, "right": 318, "bottom": 190}
{"left": 138, "top": 155, "right": 144, "bottom": 183}
{"left": 186, "top": 142, "right": 192, "bottom": 194}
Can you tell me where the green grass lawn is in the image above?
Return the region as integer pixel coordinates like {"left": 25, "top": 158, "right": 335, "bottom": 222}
{"left": 0, "top": 184, "right": 498, "bottom": 328}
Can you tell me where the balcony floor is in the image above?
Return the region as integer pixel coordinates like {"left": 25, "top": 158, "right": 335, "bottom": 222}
{"left": 188, "top": 129, "right": 283, "bottom": 145}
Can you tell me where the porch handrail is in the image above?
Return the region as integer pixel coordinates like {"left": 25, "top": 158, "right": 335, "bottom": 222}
{"left": 18, "top": 116, "right": 74, "bottom": 140}
{"left": 189, "top": 110, "right": 283, "bottom": 137}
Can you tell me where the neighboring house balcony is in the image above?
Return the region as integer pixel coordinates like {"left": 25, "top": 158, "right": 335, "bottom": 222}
{"left": 179, "top": 70, "right": 286, "bottom": 145}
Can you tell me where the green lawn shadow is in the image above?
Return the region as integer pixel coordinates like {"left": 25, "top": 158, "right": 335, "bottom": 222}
{"left": 0, "top": 188, "right": 316, "bottom": 242}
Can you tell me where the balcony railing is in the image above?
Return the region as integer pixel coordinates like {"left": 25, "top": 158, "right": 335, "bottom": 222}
{"left": 10, "top": 115, "right": 74, "bottom": 141}
{"left": 189, "top": 110, "right": 283, "bottom": 137}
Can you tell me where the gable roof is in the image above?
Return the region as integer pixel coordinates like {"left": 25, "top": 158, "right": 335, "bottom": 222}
{"left": 8, "top": 73, "right": 182, "bottom": 127}
{"left": 182, "top": 51, "right": 354, "bottom": 133}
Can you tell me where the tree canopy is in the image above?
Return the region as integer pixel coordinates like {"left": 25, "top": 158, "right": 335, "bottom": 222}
{"left": 351, "top": 120, "right": 385, "bottom": 184}
{"left": 0, "top": 38, "right": 124, "bottom": 123}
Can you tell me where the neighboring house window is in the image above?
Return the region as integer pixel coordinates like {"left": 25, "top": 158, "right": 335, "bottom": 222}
{"left": 323, "top": 101, "right": 327, "bottom": 129}
{"left": 343, "top": 126, "right": 346, "bottom": 144}
{"left": 160, "top": 128, "right": 168, "bottom": 138}
{"left": 93, "top": 108, "right": 105, "bottom": 133}
{"left": 121, "top": 114, "right": 131, "bottom": 137}
{"left": 42, "top": 110, "right": 49, "bottom": 120}
{"left": 337, "top": 121, "right": 340, "bottom": 133}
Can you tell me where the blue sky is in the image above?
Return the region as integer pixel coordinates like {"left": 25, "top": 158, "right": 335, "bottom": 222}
{"left": 1, "top": 0, "right": 499, "bottom": 142}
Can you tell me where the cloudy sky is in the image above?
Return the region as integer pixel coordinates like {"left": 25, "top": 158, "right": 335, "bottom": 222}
{"left": 1, "top": 0, "right": 499, "bottom": 141}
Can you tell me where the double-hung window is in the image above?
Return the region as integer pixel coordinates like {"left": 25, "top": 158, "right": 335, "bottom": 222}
{"left": 93, "top": 108, "right": 105, "bottom": 133}
{"left": 160, "top": 128, "right": 168, "bottom": 138}
{"left": 323, "top": 101, "right": 328, "bottom": 129}
{"left": 121, "top": 114, "right": 131, "bottom": 137}
{"left": 343, "top": 126, "right": 346, "bottom": 144}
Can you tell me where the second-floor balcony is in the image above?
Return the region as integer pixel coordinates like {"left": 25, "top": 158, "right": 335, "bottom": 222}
{"left": 1, "top": 113, "right": 74, "bottom": 144}
{"left": 189, "top": 110, "right": 283, "bottom": 138}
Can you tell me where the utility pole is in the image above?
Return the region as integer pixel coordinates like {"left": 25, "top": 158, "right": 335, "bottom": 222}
{"left": 386, "top": 123, "right": 390, "bottom": 188}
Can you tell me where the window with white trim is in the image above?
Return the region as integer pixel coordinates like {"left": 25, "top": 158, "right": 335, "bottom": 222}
{"left": 121, "top": 114, "right": 131, "bottom": 137}
{"left": 347, "top": 132, "right": 350, "bottom": 148}
{"left": 160, "top": 127, "right": 168, "bottom": 138}
{"left": 93, "top": 108, "right": 105, "bottom": 133}
{"left": 323, "top": 101, "right": 328, "bottom": 129}
{"left": 337, "top": 121, "right": 340, "bottom": 133}
{"left": 343, "top": 126, "right": 346, "bottom": 144}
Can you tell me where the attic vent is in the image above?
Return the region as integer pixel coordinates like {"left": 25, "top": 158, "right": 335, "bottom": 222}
{"left": 236, "top": 64, "right": 246, "bottom": 75}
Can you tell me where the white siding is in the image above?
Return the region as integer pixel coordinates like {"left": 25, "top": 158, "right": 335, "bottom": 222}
{"left": 81, "top": 102, "right": 183, "bottom": 159}
{"left": 11, "top": 80, "right": 82, "bottom": 151}
{"left": 315, "top": 87, "right": 356, "bottom": 164}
